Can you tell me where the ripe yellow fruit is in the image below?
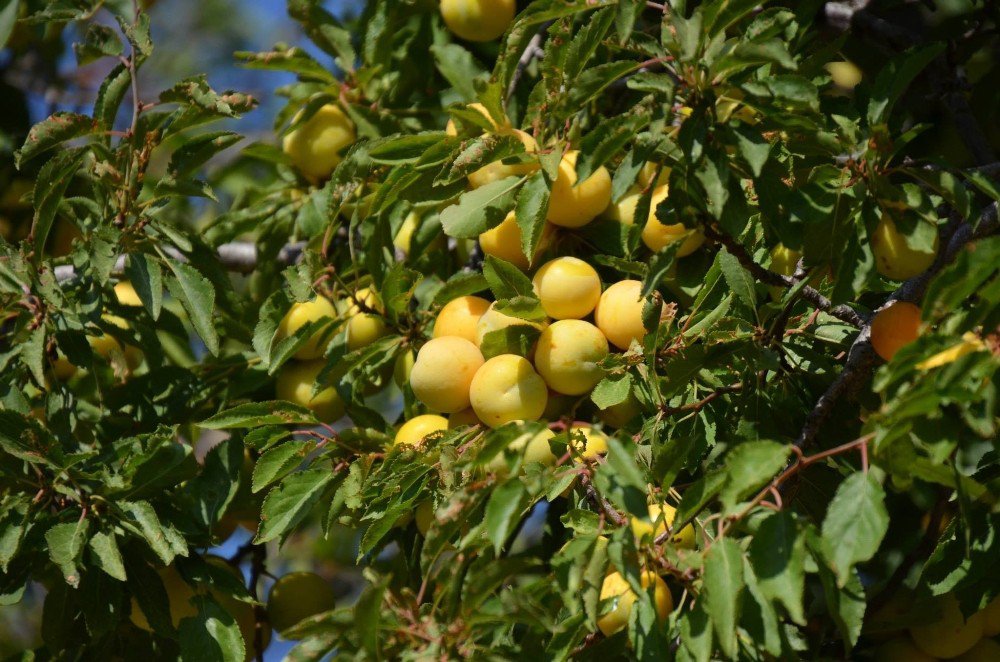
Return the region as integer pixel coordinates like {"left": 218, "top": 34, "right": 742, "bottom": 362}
{"left": 595, "top": 280, "right": 657, "bottom": 350}
{"left": 534, "top": 320, "right": 608, "bottom": 396}
{"left": 596, "top": 571, "right": 673, "bottom": 637}
{"left": 114, "top": 282, "right": 143, "bottom": 307}
{"left": 870, "top": 302, "right": 922, "bottom": 362}
{"left": 953, "top": 638, "right": 1000, "bottom": 662}
{"left": 638, "top": 162, "right": 670, "bottom": 188}
{"left": 130, "top": 565, "right": 198, "bottom": 631}
{"left": 439, "top": 0, "right": 515, "bottom": 42}
{"left": 275, "top": 360, "right": 345, "bottom": 423}
{"left": 604, "top": 186, "right": 642, "bottom": 225}
{"left": 630, "top": 504, "right": 695, "bottom": 548}
{"left": 469, "top": 354, "right": 548, "bottom": 427}
{"left": 871, "top": 215, "right": 938, "bottom": 281}
{"left": 825, "top": 61, "right": 863, "bottom": 89}
{"left": 343, "top": 288, "right": 388, "bottom": 352}
{"left": 981, "top": 596, "right": 1000, "bottom": 636}
{"left": 908, "top": 594, "right": 984, "bottom": 659}
{"left": 642, "top": 185, "right": 704, "bottom": 256}
{"left": 448, "top": 407, "right": 481, "bottom": 428}
{"left": 532, "top": 257, "right": 602, "bottom": 320}
{"left": 415, "top": 500, "right": 435, "bottom": 536}
{"left": 475, "top": 302, "right": 547, "bottom": 350}
{"left": 434, "top": 295, "right": 491, "bottom": 344}
{"left": 52, "top": 354, "right": 77, "bottom": 381}
{"left": 547, "top": 151, "right": 612, "bottom": 228}
{"left": 873, "top": 637, "right": 936, "bottom": 662}
{"left": 569, "top": 425, "right": 609, "bottom": 461}
{"left": 467, "top": 129, "right": 539, "bottom": 189}
{"left": 266, "top": 572, "right": 337, "bottom": 635}
{"left": 277, "top": 296, "right": 338, "bottom": 360}
{"left": 445, "top": 102, "right": 509, "bottom": 136}
{"left": 409, "top": 336, "right": 485, "bottom": 413}
{"left": 394, "top": 211, "right": 443, "bottom": 255}
{"left": 282, "top": 104, "right": 356, "bottom": 181}
{"left": 393, "top": 350, "right": 414, "bottom": 388}
{"left": 479, "top": 211, "right": 548, "bottom": 270}
{"left": 394, "top": 414, "right": 449, "bottom": 445}
{"left": 487, "top": 427, "right": 557, "bottom": 475}
{"left": 769, "top": 244, "right": 802, "bottom": 300}
{"left": 90, "top": 314, "right": 142, "bottom": 369}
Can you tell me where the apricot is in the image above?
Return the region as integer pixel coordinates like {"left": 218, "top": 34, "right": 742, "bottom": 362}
{"left": 114, "top": 282, "right": 143, "bottom": 307}
{"left": 547, "top": 151, "right": 612, "bottom": 228}
{"left": 532, "top": 257, "right": 601, "bottom": 320}
{"left": 871, "top": 215, "right": 938, "bottom": 281}
{"left": 604, "top": 186, "right": 642, "bottom": 225}
{"left": 343, "top": 288, "right": 388, "bottom": 352}
{"left": 534, "top": 320, "right": 608, "bottom": 396}
{"left": 569, "top": 425, "right": 609, "bottom": 461}
{"left": 479, "top": 211, "right": 548, "bottom": 270}
{"left": 266, "top": 572, "right": 337, "bottom": 635}
{"left": 596, "top": 571, "right": 673, "bottom": 637}
{"left": 874, "top": 637, "right": 935, "bottom": 662}
{"left": 90, "top": 314, "right": 142, "bottom": 369}
{"left": 469, "top": 354, "right": 548, "bottom": 427}
{"left": 439, "top": 0, "right": 515, "bottom": 42}
{"left": 638, "top": 162, "right": 670, "bottom": 188}
{"left": 445, "top": 102, "right": 509, "bottom": 137}
{"left": 282, "top": 104, "right": 356, "bottom": 181}
{"left": 769, "top": 244, "right": 802, "bottom": 300}
{"left": 981, "top": 596, "right": 1000, "bottom": 636}
{"left": 641, "top": 185, "right": 704, "bottom": 256}
{"left": 393, "top": 350, "right": 414, "bottom": 388}
{"left": 595, "top": 280, "right": 658, "bottom": 350}
{"left": 630, "top": 503, "right": 695, "bottom": 548}
{"left": 487, "top": 427, "right": 557, "bottom": 475}
{"left": 447, "top": 407, "right": 481, "bottom": 429}
{"left": 870, "top": 302, "right": 922, "bottom": 361}
{"left": 394, "top": 414, "right": 449, "bottom": 446}
{"left": 826, "top": 61, "right": 863, "bottom": 89}
{"left": 409, "top": 336, "right": 485, "bottom": 413}
{"left": 275, "top": 360, "right": 345, "bottom": 423}
{"left": 130, "top": 565, "right": 198, "bottom": 631}
{"left": 434, "top": 295, "right": 491, "bottom": 343}
{"left": 415, "top": 501, "right": 436, "bottom": 536}
{"left": 600, "top": 395, "right": 641, "bottom": 429}
{"left": 953, "top": 638, "right": 1000, "bottom": 662}
{"left": 467, "top": 129, "right": 539, "bottom": 189}
{"left": 908, "top": 594, "right": 984, "bottom": 659}
{"left": 475, "top": 302, "right": 547, "bottom": 350}
{"left": 277, "top": 296, "right": 337, "bottom": 360}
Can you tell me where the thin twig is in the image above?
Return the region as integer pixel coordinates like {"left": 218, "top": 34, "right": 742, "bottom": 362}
{"left": 505, "top": 21, "right": 552, "bottom": 102}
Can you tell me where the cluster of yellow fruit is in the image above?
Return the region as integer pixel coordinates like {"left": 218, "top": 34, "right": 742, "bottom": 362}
{"left": 875, "top": 594, "right": 1000, "bottom": 661}
{"left": 129, "top": 562, "right": 337, "bottom": 655}
{"left": 274, "top": 288, "right": 388, "bottom": 421}
{"left": 392, "top": 266, "right": 662, "bottom": 446}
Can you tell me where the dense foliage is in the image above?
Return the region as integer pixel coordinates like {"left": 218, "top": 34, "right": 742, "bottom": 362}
{"left": 1, "top": 0, "right": 999, "bottom": 659}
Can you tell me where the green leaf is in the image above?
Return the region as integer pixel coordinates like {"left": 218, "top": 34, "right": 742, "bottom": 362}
{"left": 199, "top": 401, "right": 320, "bottom": 429}
{"left": 235, "top": 46, "right": 336, "bottom": 83}
{"left": 94, "top": 63, "right": 132, "bottom": 131}
{"left": 566, "top": 61, "right": 638, "bottom": 109}
{"left": 369, "top": 132, "right": 447, "bottom": 165}
{"left": 74, "top": 23, "right": 124, "bottom": 65}
{"left": 515, "top": 169, "right": 551, "bottom": 261}
{"left": 431, "top": 271, "right": 489, "bottom": 307}
{"left": 88, "top": 531, "right": 127, "bottom": 582}
{"left": 703, "top": 538, "right": 744, "bottom": 659}
{"left": 720, "top": 441, "right": 789, "bottom": 513}
{"left": 816, "top": 559, "right": 867, "bottom": 653}
{"left": 168, "top": 131, "right": 243, "bottom": 178}
{"left": 591, "top": 372, "right": 633, "bottom": 410}
{"left": 748, "top": 511, "right": 806, "bottom": 624}
{"left": 124, "top": 253, "right": 163, "bottom": 320}
{"left": 593, "top": 438, "right": 648, "bottom": 518}
{"left": 483, "top": 255, "right": 535, "bottom": 299}
{"left": 868, "top": 45, "right": 945, "bottom": 125}
{"left": 178, "top": 596, "right": 246, "bottom": 662}
{"left": 252, "top": 441, "right": 314, "bottom": 493}
{"left": 22, "top": 324, "right": 46, "bottom": 388}
{"left": 355, "top": 577, "right": 388, "bottom": 658}
{"left": 165, "top": 259, "right": 220, "bottom": 355}
{"left": 677, "top": 600, "right": 713, "bottom": 662}
{"left": 485, "top": 479, "right": 530, "bottom": 555}
{"left": 45, "top": 519, "right": 90, "bottom": 587}
{"left": 717, "top": 248, "right": 757, "bottom": 309}
{"left": 479, "top": 325, "right": 542, "bottom": 359}
{"left": 440, "top": 176, "right": 522, "bottom": 239}
{"left": 16, "top": 113, "right": 97, "bottom": 168}
{"left": 431, "top": 43, "right": 487, "bottom": 102}
{"left": 30, "top": 147, "right": 89, "bottom": 260}
{"left": 731, "top": 125, "right": 771, "bottom": 177}
{"left": 821, "top": 472, "right": 889, "bottom": 587}
{"left": 741, "top": 559, "right": 783, "bottom": 657}
{"left": 255, "top": 468, "right": 334, "bottom": 544}
{"left": 119, "top": 501, "right": 186, "bottom": 565}
{"left": 0, "top": 0, "right": 18, "bottom": 50}
{"left": 0, "top": 497, "right": 28, "bottom": 572}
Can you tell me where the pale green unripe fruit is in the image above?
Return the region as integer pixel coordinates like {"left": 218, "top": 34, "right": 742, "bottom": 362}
{"left": 277, "top": 297, "right": 337, "bottom": 360}
{"left": 266, "top": 572, "right": 337, "bottom": 635}
{"left": 282, "top": 105, "right": 356, "bottom": 181}
{"left": 470, "top": 354, "right": 547, "bottom": 427}
{"left": 439, "top": 0, "right": 515, "bottom": 42}
{"left": 908, "top": 594, "right": 984, "bottom": 659}
{"left": 410, "top": 336, "right": 485, "bottom": 413}
{"left": 532, "top": 257, "right": 602, "bottom": 320}
{"left": 534, "top": 320, "right": 608, "bottom": 396}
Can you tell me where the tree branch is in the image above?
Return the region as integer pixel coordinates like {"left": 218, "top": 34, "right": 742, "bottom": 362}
{"left": 702, "top": 223, "right": 867, "bottom": 328}
{"left": 52, "top": 240, "right": 305, "bottom": 283}
{"left": 506, "top": 21, "right": 551, "bottom": 102}
{"left": 795, "top": 201, "right": 1000, "bottom": 448}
